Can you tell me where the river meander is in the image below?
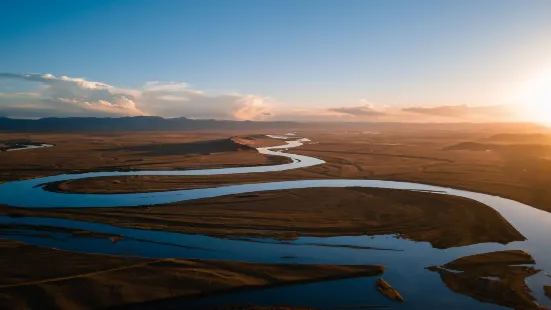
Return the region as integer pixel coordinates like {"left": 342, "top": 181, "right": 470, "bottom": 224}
{"left": 0, "top": 136, "right": 550, "bottom": 309}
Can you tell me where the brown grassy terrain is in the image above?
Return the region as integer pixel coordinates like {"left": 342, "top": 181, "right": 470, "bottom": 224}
{"left": 483, "top": 133, "right": 551, "bottom": 144}
{"left": 427, "top": 250, "right": 543, "bottom": 310}
{"left": 293, "top": 130, "right": 551, "bottom": 214}
{"left": 0, "top": 239, "right": 384, "bottom": 310}
{"left": 49, "top": 128, "right": 551, "bottom": 214}
{"left": 1, "top": 125, "right": 549, "bottom": 309}
{"left": 0, "top": 132, "right": 289, "bottom": 183}
{"left": 1, "top": 187, "right": 525, "bottom": 249}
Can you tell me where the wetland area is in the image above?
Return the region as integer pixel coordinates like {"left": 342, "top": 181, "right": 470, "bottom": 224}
{"left": 1, "top": 124, "right": 551, "bottom": 310}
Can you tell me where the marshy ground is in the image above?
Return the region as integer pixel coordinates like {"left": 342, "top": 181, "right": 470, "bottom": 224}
{"left": 37, "top": 126, "right": 551, "bottom": 214}
{"left": 2, "top": 187, "right": 525, "bottom": 249}
{"left": 0, "top": 239, "right": 384, "bottom": 309}
{"left": 2, "top": 123, "right": 551, "bottom": 309}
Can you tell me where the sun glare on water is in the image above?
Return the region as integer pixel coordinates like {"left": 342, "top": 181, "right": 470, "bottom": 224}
{"left": 517, "top": 71, "right": 551, "bottom": 124}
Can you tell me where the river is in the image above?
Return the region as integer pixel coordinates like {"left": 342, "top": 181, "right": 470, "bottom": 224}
{"left": 0, "top": 136, "right": 550, "bottom": 309}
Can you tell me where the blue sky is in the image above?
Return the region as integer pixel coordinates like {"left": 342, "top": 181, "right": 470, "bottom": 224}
{"left": 1, "top": 0, "right": 550, "bottom": 121}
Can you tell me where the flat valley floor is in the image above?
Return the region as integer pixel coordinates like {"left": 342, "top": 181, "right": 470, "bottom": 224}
{"left": 1, "top": 124, "right": 551, "bottom": 309}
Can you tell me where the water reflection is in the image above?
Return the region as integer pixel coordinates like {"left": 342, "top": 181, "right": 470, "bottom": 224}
{"left": 0, "top": 215, "right": 534, "bottom": 309}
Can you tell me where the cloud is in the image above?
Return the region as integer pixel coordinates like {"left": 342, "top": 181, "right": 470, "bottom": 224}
{"left": 0, "top": 92, "right": 40, "bottom": 98}
{"left": 402, "top": 104, "right": 515, "bottom": 120}
{"left": 0, "top": 73, "right": 144, "bottom": 117}
{"left": 232, "top": 95, "right": 274, "bottom": 120}
{"left": 139, "top": 82, "right": 274, "bottom": 120}
{"left": 275, "top": 101, "right": 515, "bottom": 123}
{"left": 324, "top": 100, "right": 388, "bottom": 119}
{"left": 328, "top": 102, "right": 386, "bottom": 117}
{"left": 0, "top": 73, "right": 275, "bottom": 120}
{"left": 0, "top": 74, "right": 520, "bottom": 123}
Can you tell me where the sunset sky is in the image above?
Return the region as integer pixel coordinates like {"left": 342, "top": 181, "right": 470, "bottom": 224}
{"left": 1, "top": 0, "right": 550, "bottom": 122}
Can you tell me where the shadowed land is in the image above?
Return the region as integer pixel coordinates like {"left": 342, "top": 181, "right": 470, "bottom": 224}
{"left": 0, "top": 239, "right": 384, "bottom": 310}
{"left": 427, "top": 250, "right": 544, "bottom": 310}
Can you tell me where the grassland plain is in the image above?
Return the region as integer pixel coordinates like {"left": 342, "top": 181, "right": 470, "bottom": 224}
{"left": 39, "top": 127, "right": 551, "bottom": 214}
{"left": 0, "top": 132, "right": 289, "bottom": 183}
{"left": 1, "top": 187, "right": 525, "bottom": 249}
{"left": 2, "top": 124, "right": 551, "bottom": 309}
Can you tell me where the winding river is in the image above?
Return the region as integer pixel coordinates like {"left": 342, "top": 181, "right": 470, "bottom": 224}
{"left": 1, "top": 136, "right": 550, "bottom": 309}
{"left": 1, "top": 143, "right": 54, "bottom": 152}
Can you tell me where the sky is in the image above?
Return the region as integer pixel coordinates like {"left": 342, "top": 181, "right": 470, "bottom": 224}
{"left": 1, "top": 0, "right": 550, "bottom": 122}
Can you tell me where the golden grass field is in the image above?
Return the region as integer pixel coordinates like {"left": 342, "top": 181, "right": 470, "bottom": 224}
{"left": 0, "top": 132, "right": 289, "bottom": 183}
{"left": 31, "top": 126, "right": 551, "bottom": 214}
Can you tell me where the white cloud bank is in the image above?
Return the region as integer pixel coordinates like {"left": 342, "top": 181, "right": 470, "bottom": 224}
{"left": 0, "top": 73, "right": 521, "bottom": 122}
{"left": 0, "top": 73, "right": 274, "bottom": 120}
{"left": 0, "top": 73, "right": 142, "bottom": 117}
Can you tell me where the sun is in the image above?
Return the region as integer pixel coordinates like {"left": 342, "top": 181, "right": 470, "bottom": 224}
{"left": 517, "top": 71, "right": 551, "bottom": 124}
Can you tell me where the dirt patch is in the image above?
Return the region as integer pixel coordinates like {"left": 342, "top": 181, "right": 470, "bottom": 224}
{"left": 427, "top": 250, "right": 541, "bottom": 310}
{"left": 1, "top": 187, "right": 525, "bottom": 249}
{"left": 0, "top": 239, "right": 384, "bottom": 310}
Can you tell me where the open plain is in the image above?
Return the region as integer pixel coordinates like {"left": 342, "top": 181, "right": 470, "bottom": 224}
{"left": 1, "top": 123, "right": 551, "bottom": 309}
{"left": 33, "top": 125, "right": 551, "bottom": 214}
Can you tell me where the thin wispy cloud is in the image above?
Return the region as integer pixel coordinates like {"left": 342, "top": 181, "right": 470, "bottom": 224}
{"left": 402, "top": 104, "right": 516, "bottom": 120}
{"left": 328, "top": 101, "right": 386, "bottom": 117}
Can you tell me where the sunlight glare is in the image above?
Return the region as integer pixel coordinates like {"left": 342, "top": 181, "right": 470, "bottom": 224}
{"left": 518, "top": 71, "right": 551, "bottom": 124}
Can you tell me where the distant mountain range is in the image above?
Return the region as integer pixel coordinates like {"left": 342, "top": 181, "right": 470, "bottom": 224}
{"left": 0, "top": 116, "right": 546, "bottom": 132}
{"left": 0, "top": 116, "right": 307, "bottom": 132}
